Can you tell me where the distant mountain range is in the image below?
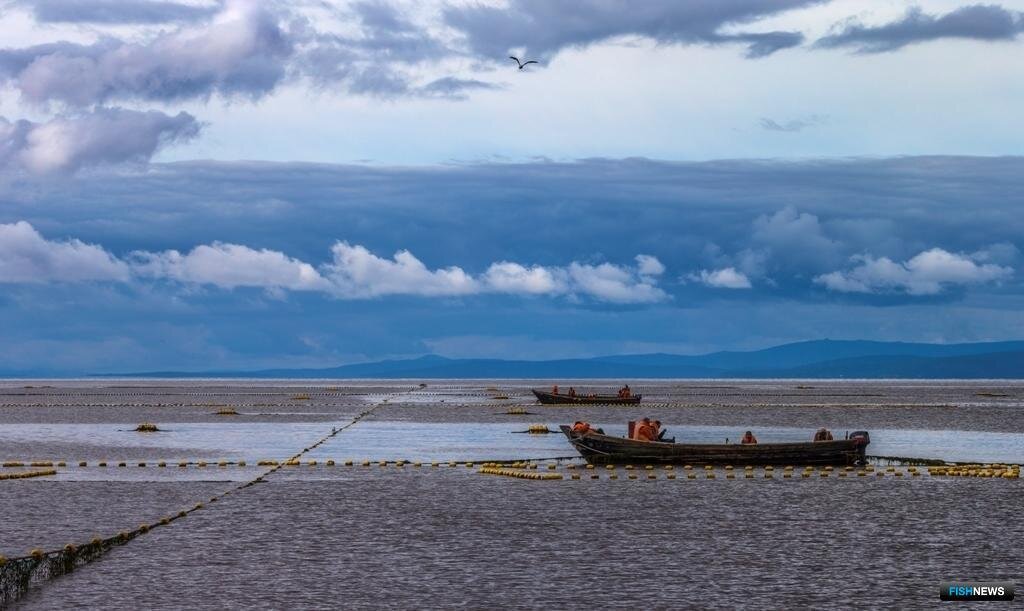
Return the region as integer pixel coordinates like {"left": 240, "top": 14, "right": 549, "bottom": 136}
{"left": 93, "top": 339, "right": 1024, "bottom": 379}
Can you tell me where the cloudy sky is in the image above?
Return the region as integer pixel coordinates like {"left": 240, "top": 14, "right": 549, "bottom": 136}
{"left": 1, "top": 0, "right": 1022, "bottom": 374}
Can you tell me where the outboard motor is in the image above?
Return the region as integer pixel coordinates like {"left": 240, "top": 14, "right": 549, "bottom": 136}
{"left": 849, "top": 430, "right": 870, "bottom": 446}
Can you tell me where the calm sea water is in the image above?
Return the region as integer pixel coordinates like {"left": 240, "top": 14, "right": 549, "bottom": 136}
{"left": 2, "top": 381, "right": 1021, "bottom": 609}
{"left": 2, "top": 418, "right": 1022, "bottom": 466}
{"left": 12, "top": 472, "right": 1023, "bottom": 611}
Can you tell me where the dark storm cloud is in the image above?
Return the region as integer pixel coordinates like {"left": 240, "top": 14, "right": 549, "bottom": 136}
{"left": 816, "top": 4, "right": 1024, "bottom": 53}
{"left": 2, "top": 156, "right": 1020, "bottom": 301}
{"left": 2, "top": 156, "right": 1022, "bottom": 371}
{"left": 18, "top": 0, "right": 221, "bottom": 24}
{"left": 443, "top": 0, "right": 820, "bottom": 60}
{"left": 0, "top": 107, "right": 201, "bottom": 174}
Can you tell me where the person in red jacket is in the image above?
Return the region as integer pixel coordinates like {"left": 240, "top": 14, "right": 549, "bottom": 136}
{"left": 740, "top": 430, "right": 758, "bottom": 444}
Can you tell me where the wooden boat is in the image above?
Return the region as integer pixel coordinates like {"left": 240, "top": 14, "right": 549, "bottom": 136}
{"left": 532, "top": 389, "right": 641, "bottom": 405}
{"left": 559, "top": 425, "right": 869, "bottom": 465}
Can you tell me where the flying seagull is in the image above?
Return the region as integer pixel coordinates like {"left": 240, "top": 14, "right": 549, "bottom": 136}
{"left": 509, "top": 56, "right": 538, "bottom": 70}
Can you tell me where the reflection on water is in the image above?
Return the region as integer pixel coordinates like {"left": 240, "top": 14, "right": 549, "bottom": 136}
{"left": 2, "top": 421, "right": 1021, "bottom": 465}
{"left": 0, "top": 422, "right": 334, "bottom": 460}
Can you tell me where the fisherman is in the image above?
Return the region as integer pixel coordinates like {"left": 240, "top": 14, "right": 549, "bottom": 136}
{"left": 633, "top": 417, "right": 656, "bottom": 441}
{"left": 623, "top": 384, "right": 631, "bottom": 398}
{"left": 552, "top": 384, "right": 559, "bottom": 395}
{"left": 652, "top": 419, "right": 667, "bottom": 441}
{"left": 813, "top": 428, "right": 834, "bottom": 441}
{"left": 568, "top": 387, "right": 577, "bottom": 398}
{"left": 740, "top": 430, "right": 758, "bottom": 444}
{"left": 571, "top": 421, "right": 592, "bottom": 435}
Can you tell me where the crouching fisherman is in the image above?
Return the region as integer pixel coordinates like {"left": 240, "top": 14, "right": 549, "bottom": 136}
{"left": 571, "top": 421, "right": 604, "bottom": 436}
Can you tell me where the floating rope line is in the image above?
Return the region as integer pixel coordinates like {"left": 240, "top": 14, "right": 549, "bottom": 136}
{"left": 0, "top": 389, "right": 411, "bottom": 607}
{"left": 478, "top": 466, "right": 563, "bottom": 480}
{"left": 0, "top": 469, "right": 57, "bottom": 481}
{"left": 469, "top": 462, "right": 1021, "bottom": 482}
{"left": 2, "top": 459, "right": 1019, "bottom": 475}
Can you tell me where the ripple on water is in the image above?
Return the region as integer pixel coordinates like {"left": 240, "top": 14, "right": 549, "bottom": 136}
{"left": 16, "top": 472, "right": 1024, "bottom": 611}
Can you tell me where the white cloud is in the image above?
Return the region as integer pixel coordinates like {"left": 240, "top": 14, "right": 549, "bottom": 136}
{"left": 0, "top": 221, "right": 130, "bottom": 282}
{"left": 130, "top": 243, "right": 330, "bottom": 291}
{"left": 323, "top": 244, "right": 666, "bottom": 302}
{"left": 323, "top": 242, "right": 480, "bottom": 298}
{"left": 568, "top": 262, "right": 667, "bottom": 303}
{"left": 0, "top": 108, "right": 200, "bottom": 174}
{"left": 696, "top": 267, "right": 752, "bottom": 289}
{"left": 0, "top": 221, "right": 669, "bottom": 303}
{"left": 815, "top": 248, "right": 1013, "bottom": 295}
{"left": 635, "top": 254, "right": 665, "bottom": 276}
{"left": 482, "top": 262, "right": 566, "bottom": 295}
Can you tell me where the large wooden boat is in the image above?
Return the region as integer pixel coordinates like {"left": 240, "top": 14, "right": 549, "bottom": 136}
{"left": 532, "top": 389, "right": 641, "bottom": 405}
{"left": 559, "top": 425, "right": 869, "bottom": 465}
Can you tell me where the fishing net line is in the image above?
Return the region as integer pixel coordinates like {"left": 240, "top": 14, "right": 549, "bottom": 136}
{"left": 0, "top": 393, "right": 399, "bottom": 607}
{"left": 1, "top": 520, "right": 161, "bottom": 606}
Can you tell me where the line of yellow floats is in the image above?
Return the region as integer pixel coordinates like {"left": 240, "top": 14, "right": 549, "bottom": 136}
{"left": 926, "top": 465, "right": 1021, "bottom": 478}
{"left": 0, "top": 468, "right": 57, "bottom": 480}
{"left": 2, "top": 460, "right": 1019, "bottom": 479}
{"left": 477, "top": 462, "right": 1021, "bottom": 481}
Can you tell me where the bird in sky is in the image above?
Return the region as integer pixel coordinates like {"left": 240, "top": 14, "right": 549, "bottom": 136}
{"left": 509, "top": 56, "right": 538, "bottom": 70}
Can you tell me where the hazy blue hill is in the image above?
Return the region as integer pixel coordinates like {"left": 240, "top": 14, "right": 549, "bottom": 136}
{"left": 136, "top": 358, "right": 724, "bottom": 379}
{"left": 91, "top": 339, "right": 1024, "bottom": 379}
{"left": 594, "top": 340, "right": 1024, "bottom": 370}
{"left": 738, "top": 351, "right": 1024, "bottom": 379}
{"left": 253, "top": 355, "right": 453, "bottom": 377}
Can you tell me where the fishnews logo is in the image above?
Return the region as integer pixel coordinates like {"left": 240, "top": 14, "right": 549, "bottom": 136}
{"left": 940, "top": 582, "right": 1015, "bottom": 602}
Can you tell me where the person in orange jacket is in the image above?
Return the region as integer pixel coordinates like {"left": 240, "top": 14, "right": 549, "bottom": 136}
{"left": 633, "top": 417, "right": 656, "bottom": 442}
{"left": 571, "top": 421, "right": 603, "bottom": 436}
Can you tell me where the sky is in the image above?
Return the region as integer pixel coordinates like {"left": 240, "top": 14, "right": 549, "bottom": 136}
{"left": 0, "top": 0, "right": 1023, "bottom": 374}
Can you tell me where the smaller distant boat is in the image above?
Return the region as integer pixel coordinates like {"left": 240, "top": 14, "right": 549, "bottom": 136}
{"left": 532, "top": 389, "right": 642, "bottom": 405}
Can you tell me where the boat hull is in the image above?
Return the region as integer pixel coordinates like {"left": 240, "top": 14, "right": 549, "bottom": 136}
{"left": 559, "top": 426, "right": 868, "bottom": 466}
{"left": 532, "top": 389, "right": 641, "bottom": 405}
